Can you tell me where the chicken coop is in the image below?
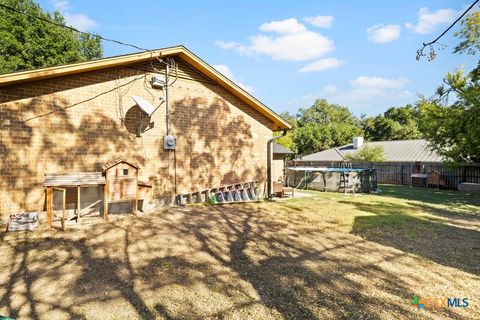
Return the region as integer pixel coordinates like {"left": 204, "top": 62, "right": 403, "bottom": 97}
{"left": 102, "top": 159, "right": 139, "bottom": 220}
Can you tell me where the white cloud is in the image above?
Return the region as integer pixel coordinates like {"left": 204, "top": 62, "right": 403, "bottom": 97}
{"left": 350, "top": 76, "right": 408, "bottom": 90}
{"left": 214, "top": 40, "right": 241, "bottom": 49}
{"left": 341, "top": 88, "right": 412, "bottom": 102}
{"left": 284, "top": 76, "right": 412, "bottom": 113}
{"left": 212, "top": 64, "right": 254, "bottom": 93}
{"left": 52, "top": 0, "right": 69, "bottom": 11}
{"left": 212, "top": 64, "right": 234, "bottom": 79}
{"left": 52, "top": 0, "right": 97, "bottom": 31}
{"left": 215, "top": 18, "right": 334, "bottom": 62}
{"left": 64, "top": 13, "right": 97, "bottom": 31}
{"left": 367, "top": 24, "right": 401, "bottom": 43}
{"left": 259, "top": 18, "right": 306, "bottom": 34}
{"left": 405, "top": 7, "right": 458, "bottom": 34}
{"left": 299, "top": 58, "right": 344, "bottom": 73}
{"left": 327, "top": 76, "right": 411, "bottom": 112}
{"left": 237, "top": 83, "right": 254, "bottom": 93}
{"left": 322, "top": 84, "right": 339, "bottom": 94}
{"left": 304, "top": 15, "right": 334, "bottom": 28}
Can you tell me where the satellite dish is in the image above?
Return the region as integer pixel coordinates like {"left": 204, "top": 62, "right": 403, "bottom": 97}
{"left": 132, "top": 95, "right": 155, "bottom": 116}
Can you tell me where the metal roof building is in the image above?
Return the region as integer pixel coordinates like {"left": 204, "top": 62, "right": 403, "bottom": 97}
{"left": 273, "top": 142, "right": 294, "bottom": 156}
{"left": 300, "top": 139, "right": 442, "bottom": 163}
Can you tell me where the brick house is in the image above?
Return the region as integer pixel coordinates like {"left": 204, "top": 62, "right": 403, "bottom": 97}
{"left": 0, "top": 46, "right": 291, "bottom": 222}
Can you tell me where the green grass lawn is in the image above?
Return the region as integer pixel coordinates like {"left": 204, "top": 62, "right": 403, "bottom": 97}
{"left": 273, "top": 185, "right": 480, "bottom": 275}
{"left": 1, "top": 185, "right": 479, "bottom": 320}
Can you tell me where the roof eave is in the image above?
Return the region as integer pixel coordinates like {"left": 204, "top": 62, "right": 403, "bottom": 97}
{"left": 176, "top": 47, "right": 291, "bottom": 130}
{"left": 0, "top": 45, "right": 291, "bottom": 131}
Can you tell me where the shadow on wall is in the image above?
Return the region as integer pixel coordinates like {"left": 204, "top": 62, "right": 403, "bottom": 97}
{"left": 0, "top": 92, "right": 147, "bottom": 219}
{"left": 169, "top": 95, "right": 266, "bottom": 195}
{"left": 0, "top": 65, "right": 271, "bottom": 218}
{"left": 124, "top": 105, "right": 153, "bottom": 137}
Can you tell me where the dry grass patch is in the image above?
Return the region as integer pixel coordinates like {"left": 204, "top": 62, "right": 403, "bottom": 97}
{"left": 1, "top": 185, "right": 479, "bottom": 319}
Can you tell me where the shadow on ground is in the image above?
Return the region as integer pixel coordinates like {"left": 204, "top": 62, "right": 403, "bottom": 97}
{"left": 379, "top": 185, "right": 480, "bottom": 209}
{"left": 349, "top": 201, "right": 480, "bottom": 276}
{"left": 0, "top": 202, "right": 474, "bottom": 320}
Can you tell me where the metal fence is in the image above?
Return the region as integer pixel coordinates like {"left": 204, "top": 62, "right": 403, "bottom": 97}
{"left": 287, "top": 160, "right": 480, "bottom": 190}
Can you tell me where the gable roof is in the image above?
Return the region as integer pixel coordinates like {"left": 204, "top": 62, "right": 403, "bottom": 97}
{"left": 0, "top": 45, "right": 291, "bottom": 131}
{"left": 273, "top": 142, "right": 294, "bottom": 155}
{"left": 102, "top": 159, "right": 139, "bottom": 171}
{"left": 300, "top": 139, "right": 442, "bottom": 162}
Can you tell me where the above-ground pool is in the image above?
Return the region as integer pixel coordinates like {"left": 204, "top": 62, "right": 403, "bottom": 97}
{"left": 286, "top": 166, "right": 377, "bottom": 193}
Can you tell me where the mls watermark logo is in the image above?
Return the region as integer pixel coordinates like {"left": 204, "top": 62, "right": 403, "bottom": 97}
{"left": 411, "top": 294, "right": 469, "bottom": 311}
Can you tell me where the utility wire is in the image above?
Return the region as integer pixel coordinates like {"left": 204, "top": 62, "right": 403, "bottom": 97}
{"left": 417, "top": 0, "right": 480, "bottom": 60}
{"left": 23, "top": 74, "right": 148, "bottom": 122}
{"left": 2, "top": 2, "right": 180, "bottom": 137}
{"left": 0, "top": 2, "right": 150, "bottom": 52}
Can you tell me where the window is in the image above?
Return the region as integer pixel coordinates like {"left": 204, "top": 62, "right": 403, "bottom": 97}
{"left": 117, "top": 168, "right": 129, "bottom": 176}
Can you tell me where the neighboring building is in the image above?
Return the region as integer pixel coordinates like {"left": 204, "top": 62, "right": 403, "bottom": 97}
{"left": 298, "top": 138, "right": 442, "bottom": 163}
{"left": 290, "top": 138, "right": 480, "bottom": 191}
{"left": 0, "top": 46, "right": 291, "bottom": 222}
{"left": 272, "top": 142, "right": 294, "bottom": 182}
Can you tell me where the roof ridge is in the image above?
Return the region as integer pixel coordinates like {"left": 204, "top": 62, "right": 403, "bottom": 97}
{"left": 365, "top": 139, "right": 426, "bottom": 143}
{"left": 0, "top": 45, "right": 291, "bottom": 131}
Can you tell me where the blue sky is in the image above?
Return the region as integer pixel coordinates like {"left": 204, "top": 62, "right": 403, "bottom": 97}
{"left": 37, "top": 0, "right": 477, "bottom": 116}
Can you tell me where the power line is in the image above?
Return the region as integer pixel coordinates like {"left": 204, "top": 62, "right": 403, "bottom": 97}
{"left": 1, "top": 2, "right": 178, "bottom": 125}
{"left": 0, "top": 2, "right": 150, "bottom": 52}
{"left": 23, "top": 73, "right": 148, "bottom": 122}
{"left": 417, "top": 0, "right": 480, "bottom": 60}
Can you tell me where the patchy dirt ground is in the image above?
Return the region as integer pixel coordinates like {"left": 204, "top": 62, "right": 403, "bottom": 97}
{"left": 1, "top": 185, "right": 479, "bottom": 319}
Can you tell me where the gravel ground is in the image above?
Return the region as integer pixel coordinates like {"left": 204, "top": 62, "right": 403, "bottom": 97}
{"left": 1, "top": 185, "right": 479, "bottom": 319}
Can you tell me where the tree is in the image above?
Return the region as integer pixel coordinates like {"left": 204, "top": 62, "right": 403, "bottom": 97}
{"left": 344, "top": 145, "right": 385, "bottom": 162}
{"left": 0, "top": 0, "right": 103, "bottom": 74}
{"left": 274, "top": 111, "right": 297, "bottom": 153}
{"left": 361, "top": 105, "right": 422, "bottom": 141}
{"left": 418, "top": 69, "right": 480, "bottom": 163}
{"left": 293, "top": 99, "right": 362, "bottom": 155}
{"left": 418, "top": 11, "right": 480, "bottom": 163}
{"left": 454, "top": 11, "right": 480, "bottom": 55}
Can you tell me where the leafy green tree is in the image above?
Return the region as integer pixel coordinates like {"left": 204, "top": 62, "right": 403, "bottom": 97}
{"left": 293, "top": 99, "right": 362, "bottom": 155}
{"left": 274, "top": 111, "right": 297, "bottom": 153}
{"left": 418, "top": 11, "right": 480, "bottom": 163}
{"left": 361, "top": 105, "right": 422, "bottom": 141}
{"left": 454, "top": 11, "right": 480, "bottom": 55}
{"left": 345, "top": 145, "right": 386, "bottom": 162}
{"left": 0, "top": 0, "right": 103, "bottom": 74}
{"left": 418, "top": 69, "right": 480, "bottom": 163}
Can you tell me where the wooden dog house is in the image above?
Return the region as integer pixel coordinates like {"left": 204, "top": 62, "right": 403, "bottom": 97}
{"left": 427, "top": 170, "right": 446, "bottom": 189}
{"left": 102, "top": 159, "right": 139, "bottom": 220}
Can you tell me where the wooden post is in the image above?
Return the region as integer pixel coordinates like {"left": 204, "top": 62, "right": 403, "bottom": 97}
{"left": 77, "top": 186, "right": 81, "bottom": 223}
{"left": 53, "top": 187, "right": 66, "bottom": 231}
{"left": 104, "top": 178, "right": 109, "bottom": 223}
{"left": 135, "top": 170, "right": 139, "bottom": 213}
{"left": 61, "top": 188, "right": 66, "bottom": 231}
{"left": 400, "top": 165, "right": 404, "bottom": 185}
{"left": 47, "top": 187, "right": 53, "bottom": 227}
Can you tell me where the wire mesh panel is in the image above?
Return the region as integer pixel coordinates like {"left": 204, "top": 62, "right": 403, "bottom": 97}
{"left": 287, "top": 160, "right": 480, "bottom": 190}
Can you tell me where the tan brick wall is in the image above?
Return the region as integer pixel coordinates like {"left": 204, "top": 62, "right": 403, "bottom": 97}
{"left": 0, "top": 58, "right": 273, "bottom": 221}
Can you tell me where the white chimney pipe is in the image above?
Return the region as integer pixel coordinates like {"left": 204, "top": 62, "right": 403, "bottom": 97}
{"left": 353, "top": 136, "right": 364, "bottom": 149}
